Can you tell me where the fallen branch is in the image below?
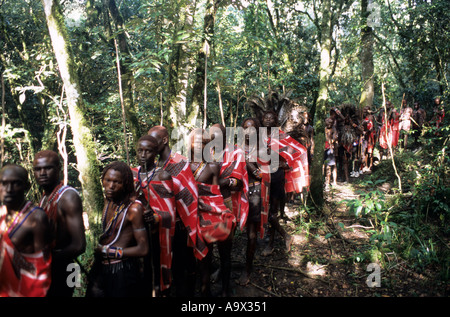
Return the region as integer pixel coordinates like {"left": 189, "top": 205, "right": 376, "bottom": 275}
{"left": 255, "top": 263, "right": 330, "bottom": 284}
{"left": 346, "top": 224, "right": 374, "bottom": 229}
{"left": 249, "top": 282, "right": 282, "bottom": 297}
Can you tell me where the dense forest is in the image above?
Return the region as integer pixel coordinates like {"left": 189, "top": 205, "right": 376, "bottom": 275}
{"left": 0, "top": 0, "right": 448, "bottom": 297}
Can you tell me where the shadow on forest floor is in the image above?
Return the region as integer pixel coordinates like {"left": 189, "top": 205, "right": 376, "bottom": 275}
{"left": 214, "top": 176, "right": 449, "bottom": 298}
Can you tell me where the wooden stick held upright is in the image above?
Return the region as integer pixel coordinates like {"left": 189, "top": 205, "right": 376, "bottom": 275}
{"left": 114, "top": 38, "right": 130, "bottom": 165}
{"left": 381, "top": 81, "right": 402, "bottom": 193}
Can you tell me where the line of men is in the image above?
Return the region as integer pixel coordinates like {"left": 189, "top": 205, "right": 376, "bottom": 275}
{"left": 0, "top": 110, "right": 310, "bottom": 297}
{"left": 322, "top": 97, "right": 444, "bottom": 189}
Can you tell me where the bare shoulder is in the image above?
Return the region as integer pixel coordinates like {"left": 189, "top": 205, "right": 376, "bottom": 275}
{"left": 59, "top": 187, "right": 82, "bottom": 205}
{"left": 127, "top": 201, "right": 144, "bottom": 217}
{"left": 209, "top": 162, "right": 221, "bottom": 175}
{"left": 27, "top": 207, "right": 50, "bottom": 230}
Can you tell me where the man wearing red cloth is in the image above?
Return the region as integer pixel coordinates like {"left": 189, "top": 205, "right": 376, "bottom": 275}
{"left": 190, "top": 128, "right": 235, "bottom": 297}
{"left": 261, "top": 111, "right": 309, "bottom": 255}
{"left": 209, "top": 123, "right": 249, "bottom": 296}
{"left": 0, "top": 164, "right": 52, "bottom": 297}
{"left": 379, "top": 101, "right": 400, "bottom": 154}
{"left": 33, "top": 150, "right": 86, "bottom": 297}
{"left": 433, "top": 97, "right": 445, "bottom": 129}
{"left": 210, "top": 124, "right": 249, "bottom": 231}
{"left": 148, "top": 126, "right": 205, "bottom": 297}
{"left": 237, "top": 118, "right": 271, "bottom": 286}
{"left": 132, "top": 135, "right": 176, "bottom": 296}
{"left": 362, "top": 107, "right": 376, "bottom": 172}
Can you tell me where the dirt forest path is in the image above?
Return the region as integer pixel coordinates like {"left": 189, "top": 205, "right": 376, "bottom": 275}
{"left": 210, "top": 179, "right": 448, "bottom": 298}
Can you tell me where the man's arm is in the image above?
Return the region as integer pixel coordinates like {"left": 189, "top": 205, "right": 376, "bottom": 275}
{"left": 123, "top": 202, "right": 149, "bottom": 258}
{"left": 56, "top": 190, "right": 86, "bottom": 261}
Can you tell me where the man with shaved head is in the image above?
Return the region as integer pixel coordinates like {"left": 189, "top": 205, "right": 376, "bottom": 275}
{"left": 0, "top": 164, "right": 52, "bottom": 296}
{"left": 209, "top": 123, "right": 249, "bottom": 296}
{"left": 148, "top": 125, "right": 206, "bottom": 297}
{"left": 132, "top": 134, "right": 175, "bottom": 296}
{"left": 33, "top": 150, "right": 86, "bottom": 297}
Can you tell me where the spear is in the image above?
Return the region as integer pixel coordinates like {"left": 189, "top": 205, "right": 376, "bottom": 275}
{"left": 141, "top": 161, "right": 156, "bottom": 297}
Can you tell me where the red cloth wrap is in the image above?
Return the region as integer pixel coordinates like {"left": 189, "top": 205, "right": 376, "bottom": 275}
{"left": 266, "top": 129, "right": 309, "bottom": 193}
{"left": 147, "top": 180, "right": 176, "bottom": 292}
{"left": 220, "top": 145, "right": 249, "bottom": 231}
{"left": 197, "top": 183, "right": 235, "bottom": 244}
{"left": 364, "top": 117, "right": 375, "bottom": 152}
{"left": 258, "top": 159, "right": 271, "bottom": 239}
{"left": 163, "top": 153, "right": 208, "bottom": 260}
{"left": 0, "top": 206, "right": 52, "bottom": 297}
{"left": 379, "top": 115, "right": 400, "bottom": 149}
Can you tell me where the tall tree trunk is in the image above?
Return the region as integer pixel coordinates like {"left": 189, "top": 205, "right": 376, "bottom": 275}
{"left": 41, "top": 0, "right": 103, "bottom": 215}
{"left": 168, "top": 0, "right": 197, "bottom": 130}
{"left": 265, "top": 0, "right": 294, "bottom": 74}
{"left": 359, "top": 0, "right": 375, "bottom": 110}
{"left": 310, "top": 0, "right": 333, "bottom": 207}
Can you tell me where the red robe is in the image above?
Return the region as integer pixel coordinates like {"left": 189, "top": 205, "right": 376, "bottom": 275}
{"left": 0, "top": 204, "right": 52, "bottom": 297}
{"left": 219, "top": 145, "right": 249, "bottom": 231}
{"left": 196, "top": 183, "right": 235, "bottom": 244}
{"left": 161, "top": 152, "right": 208, "bottom": 260}
{"left": 258, "top": 159, "right": 271, "bottom": 239}
{"left": 245, "top": 148, "right": 271, "bottom": 239}
{"left": 265, "top": 129, "right": 309, "bottom": 193}
{"left": 436, "top": 111, "right": 445, "bottom": 128}
{"left": 379, "top": 114, "right": 400, "bottom": 149}
{"left": 363, "top": 117, "right": 375, "bottom": 153}
{"left": 132, "top": 169, "right": 176, "bottom": 292}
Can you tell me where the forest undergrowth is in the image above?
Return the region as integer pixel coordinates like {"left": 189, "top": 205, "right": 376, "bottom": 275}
{"left": 229, "top": 129, "right": 449, "bottom": 298}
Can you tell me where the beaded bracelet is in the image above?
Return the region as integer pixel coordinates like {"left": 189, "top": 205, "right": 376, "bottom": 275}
{"left": 101, "top": 245, "right": 123, "bottom": 259}
{"left": 228, "top": 178, "right": 238, "bottom": 187}
{"left": 252, "top": 168, "right": 262, "bottom": 178}
{"left": 108, "top": 246, "right": 123, "bottom": 259}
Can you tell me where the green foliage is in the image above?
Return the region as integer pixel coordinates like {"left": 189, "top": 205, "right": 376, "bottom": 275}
{"left": 343, "top": 116, "right": 449, "bottom": 280}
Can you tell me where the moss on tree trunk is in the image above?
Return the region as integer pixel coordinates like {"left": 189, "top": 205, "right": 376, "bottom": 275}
{"left": 42, "top": 0, "right": 103, "bottom": 216}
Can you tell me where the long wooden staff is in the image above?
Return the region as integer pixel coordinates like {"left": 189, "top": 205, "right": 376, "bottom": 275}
{"left": 141, "top": 162, "right": 156, "bottom": 297}
{"left": 114, "top": 38, "right": 130, "bottom": 165}
{"left": 1, "top": 71, "right": 5, "bottom": 167}
{"left": 382, "top": 82, "right": 402, "bottom": 193}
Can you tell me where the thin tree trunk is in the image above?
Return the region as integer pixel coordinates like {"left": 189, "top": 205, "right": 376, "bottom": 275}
{"left": 42, "top": 0, "right": 103, "bottom": 216}
{"left": 56, "top": 85, "right": 68, "bottom": 185}
{"left": 359, "top": 0, "right": 375, "bottom": 110}
{"left": 203, "top": 42, "right": 209, "bottom": 129}
{"left": 381, "top": 81, "right": 402, "bottom": 193}
{"left": 114, "top": 38, "right": 130, "bottom": 165}
{"left": 310, "top": 0, "right": 333, "bottom": 208}
{"left": 106, "top": 0, "right": 141, "bottom": 144}
{"left": 189, "top": 0, "right": 218, "bottom": 128}
{"left": 1, "top": 71, "right": 5, "bottom": 167}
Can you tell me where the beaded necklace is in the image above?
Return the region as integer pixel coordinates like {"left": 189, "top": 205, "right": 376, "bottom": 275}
{"left": 4, "top": 201, "right": 32, "bottom": 235}
{"left": 192, "top": 161, "right": 206, "bottom": 180}
{"left": 138, "top": 165, "right": 158, "bottom": 186}
{"left": 138, "top": 165, "right": 160, "bottom": 206}
{"left": 40, "top": 182, "right": 64, "bottom": 220}
{"left": 102, "top": 201, "right": 131, "bottom": 236}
